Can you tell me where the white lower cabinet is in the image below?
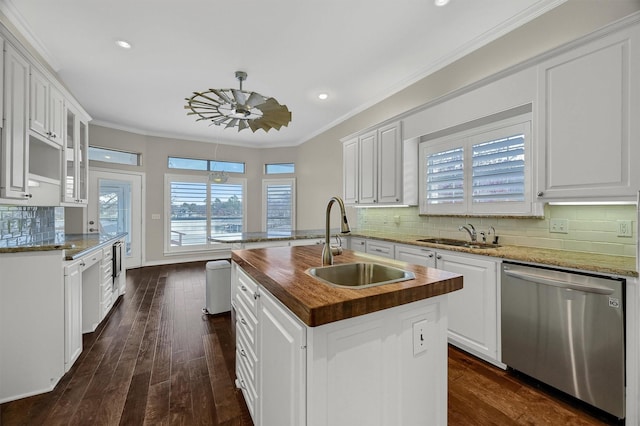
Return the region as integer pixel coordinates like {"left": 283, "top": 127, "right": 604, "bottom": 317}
{"left": 364, "top": 239, "right": 394, "bottom": 259}
{"left": 395, "top": 243, "right": 500, "bottom": 365}
{"left": 63, "top": 259, "right": 83, "bottom": 372}
{"left": 233, "top": 262, "right": 448, "bottom": 426}
{"left": 0, "top": 251, "right": 65, "bottom": 403}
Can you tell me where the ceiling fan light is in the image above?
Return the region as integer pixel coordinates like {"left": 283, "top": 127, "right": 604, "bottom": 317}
{"left": 318, "top": 93, "right": 328, "bottom": 100}
{"left": 435, "top": 0, "right": 449, "bottom": 6}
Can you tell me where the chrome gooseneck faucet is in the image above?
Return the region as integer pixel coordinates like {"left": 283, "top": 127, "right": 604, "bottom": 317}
{"left": 322, "top": 196, "right": 351, "bottom": 265}
{"left": 458, "top": 223, "right": 477, "bottom": 242}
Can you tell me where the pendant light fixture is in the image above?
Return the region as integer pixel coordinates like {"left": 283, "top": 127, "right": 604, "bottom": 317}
{"left": 185, "top": 71, "right": 292, "bottom": 133}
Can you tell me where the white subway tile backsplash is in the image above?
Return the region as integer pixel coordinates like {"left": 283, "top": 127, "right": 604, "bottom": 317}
{"left": 355, "top": 204, "right": 636, "bottom": 257}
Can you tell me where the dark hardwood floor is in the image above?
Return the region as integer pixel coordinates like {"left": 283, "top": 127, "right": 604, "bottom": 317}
{"left": 0, "top": 262, "right": 614, "bottom": 425}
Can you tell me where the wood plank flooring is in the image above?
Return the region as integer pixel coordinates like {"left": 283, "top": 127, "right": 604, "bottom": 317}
{"left": 0, "top": 261, "right": 617, "bottom": 425}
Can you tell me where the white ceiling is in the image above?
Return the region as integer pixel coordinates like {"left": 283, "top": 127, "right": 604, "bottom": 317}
{"left": 1, "top": 0, "right": 564, "bottom": 148}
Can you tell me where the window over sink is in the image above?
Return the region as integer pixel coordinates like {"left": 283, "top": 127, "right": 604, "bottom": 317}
{"left": 419, "top": 110, "right": 537, "bottom": 216}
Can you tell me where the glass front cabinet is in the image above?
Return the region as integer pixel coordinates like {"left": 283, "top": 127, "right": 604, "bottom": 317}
{"left": 63, "top": 103, "right": 88, "bottom": 205}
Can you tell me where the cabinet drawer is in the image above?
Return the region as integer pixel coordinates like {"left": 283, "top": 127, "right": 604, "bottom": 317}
{"left": 236, "top": 331, "right": 257, "bottom": 386}
{"left": 236, "top": 359, "right": 258, "bottom": 422}
{"left": 366, "top": 241, "right": 394, "bottom": 258}
{"left": 81, "top": 250, "right": 103, "bottom": 269}
{"left": 102, "top": 246, "right": 113, "bottom": 262}
{"left": 236, "top": 268, "right": 258, "bottom": 315}
{"left": 235, "top": 296, "right": 257, "bottom": 350}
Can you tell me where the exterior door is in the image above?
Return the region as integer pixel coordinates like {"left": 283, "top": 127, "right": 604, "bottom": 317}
{"left": 88, "top": 169, "right": 143, "bottom": 268}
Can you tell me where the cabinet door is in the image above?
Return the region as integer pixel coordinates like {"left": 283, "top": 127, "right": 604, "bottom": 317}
{"left": 437, "top": 251, "right": 498, "bottom": 362}
{"left": 394, "top": 244, "right": 436, "bottom": 268}
{"left": 77, "top": 119, "right": 88, "bottom": 203}
{"left": 537, "top": 25, "right": 640, "bottom": 201}
{"left": 342, "top": 137, "right": 359, "bottom": 205}
{"left": 64, "top": 261, "right": 83, "bottom": 371}
{"left": 29, "top": 67, "right": 49, "bottom": 137}
{"left": 377, "top": 122, "right": 402, "bottom": 204}
{"left": 63, "top": 105, "right": 88, "bottom": 204}
{"left": 1, "top": 44, "right": 30, "bottom": 199}
{"left": 258, "top": 288, "right": 306, "bottom": 426}
{"left": 49, "top": 86, "right": 64, "bottom": 143}
{"left": 358, "top": 130, "right": 377, "bottom": 204}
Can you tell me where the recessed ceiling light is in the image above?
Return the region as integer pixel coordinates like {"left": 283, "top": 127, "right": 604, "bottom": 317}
{"left": 318, "top": 93, "right": 329, "bottom": 100}
{"left": 435, "top": 0, "right": 449, "bottom": 6}
{"left": 116, "top": 40, "right": 132, "bottom": 49}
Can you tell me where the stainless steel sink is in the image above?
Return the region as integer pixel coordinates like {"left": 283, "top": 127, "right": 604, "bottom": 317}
{"left": 307, "top": 262, "right": 415, "bottom": 289}
{"left": 416, "top": 238, "right": 501, "bottom": 249}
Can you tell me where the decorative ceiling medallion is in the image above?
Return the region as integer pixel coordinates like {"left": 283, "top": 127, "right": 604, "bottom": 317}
{"left": 185, "top": 71, "right": 292, "bottom": 133}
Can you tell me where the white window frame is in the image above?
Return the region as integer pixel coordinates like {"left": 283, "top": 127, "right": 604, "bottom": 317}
{"left": 419, "top": 113, "right": 533, "bottom": 216}
{"left": 164, "top": 173, "right": 247, "bottom": 254}
{"left": 262, "top": 178, "right": 296, "bottom": 233}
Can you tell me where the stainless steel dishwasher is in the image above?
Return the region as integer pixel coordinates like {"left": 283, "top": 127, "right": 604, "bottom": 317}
{"left": 501, "top": 261, "right": 625, "bottom": 419}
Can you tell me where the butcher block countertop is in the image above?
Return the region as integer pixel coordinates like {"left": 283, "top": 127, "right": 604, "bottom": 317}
{"left": 231, "top": 245, "right": 463, "bottom": 327}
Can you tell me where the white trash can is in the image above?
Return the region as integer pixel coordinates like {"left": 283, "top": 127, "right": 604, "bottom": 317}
{"left": 205, "top": 260, "right": 231, "bottom": 315}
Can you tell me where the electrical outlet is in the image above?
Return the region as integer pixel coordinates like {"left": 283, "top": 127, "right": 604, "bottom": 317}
{"left": 617, "top": 220, "right": 633, "bottom": 237}
{"left": 549, "top": 218, "right": 569, "bottom": 234}
{"left": 412, "top": 319, "right": 429, "bottom": 356}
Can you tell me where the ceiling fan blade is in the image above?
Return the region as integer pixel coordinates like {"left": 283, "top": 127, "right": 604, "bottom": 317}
{"left": 246, "top": 92, "right": 265, "bottom": 107}
{"left": 225, "top": 118, "right": 239, "bottom": 129}
{"left": 238, "top": 120, "right": 249, "bottom": 131}
{"left": 195, "top": 93, "right": 224, "bottom": 105}
{"left": 211, "top": 89, "right": 234, "bottom": 105}
{"left": 231, "top": 89, "right": 246, "bottom": 106}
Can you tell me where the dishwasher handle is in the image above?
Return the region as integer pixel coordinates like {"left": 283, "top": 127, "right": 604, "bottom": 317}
{"left": 504, "top": 269, "right": 615, "bottom": 295}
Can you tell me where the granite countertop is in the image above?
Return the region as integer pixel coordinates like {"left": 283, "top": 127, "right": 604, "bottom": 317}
{"left": 350, "top": 230, "right": 638, "bottom": 278}
{"left": 208, "top": 229, "right": 330, "bottom": 243}
{"left": 0, "top": 233, "right": 127, "bottom": 260}
{"left": 232, "top": 245, "right": 463, "bottom": 327}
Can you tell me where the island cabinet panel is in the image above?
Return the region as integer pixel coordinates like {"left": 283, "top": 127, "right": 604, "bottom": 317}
{"left": 306, "top": 297, "right": 447, "bottom": 426}
{"left": 258, "top": 288, "right": 306, "bottom": 426}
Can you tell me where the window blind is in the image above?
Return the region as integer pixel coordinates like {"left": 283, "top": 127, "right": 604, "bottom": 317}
{"left": 472, "top": 134, "right": 525, "bottom": 203}
{"left": 426, "top": 147, "right": 464, "bottom": 205}
{"left": 265, "top": 183, "right": 293, "bottom": 233}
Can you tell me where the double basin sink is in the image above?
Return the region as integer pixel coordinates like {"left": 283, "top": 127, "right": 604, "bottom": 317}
{"left": 307, "top": 237, "right": 499, "bottom": 289}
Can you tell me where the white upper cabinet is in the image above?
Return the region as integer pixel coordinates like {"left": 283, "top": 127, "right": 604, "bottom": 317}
{"left": 1, "top": 43, "right": 30, "bottom": 200}
{"left": 30, "top": 67, "right": 64, "bottom": 144}
{"left": 342, "top": 121, "right": 417, "bottom": 206}
{"left": 536, "top": 24, "right": 640, "bottom": 202}
{"left": 342, "top": 137, "right": 358, "bottom": 205}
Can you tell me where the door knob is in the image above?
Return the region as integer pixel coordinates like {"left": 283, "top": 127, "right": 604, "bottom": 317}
{"left": 89, "top": 228, "right": 98, "bottom": 232}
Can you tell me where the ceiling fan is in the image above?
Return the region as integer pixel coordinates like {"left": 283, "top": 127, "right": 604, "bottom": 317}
{"left": 185, "top": 71, "right": 292, "bottom": 133}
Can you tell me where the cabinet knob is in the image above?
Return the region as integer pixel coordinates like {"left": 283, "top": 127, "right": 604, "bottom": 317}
{"left": 436, "top": 255, "right": 442, "bottom": 260}
{"left": 240, "top": 348, "right": 247, "bottom": 358}
{"left": 240, "top": 284, "right": 247, "bottom": 292}
{"left": 253, "top": 292, "right": 260, "bottom": 300}
{"left": 428, "top": 253, "right": 434, "bottom": 258}
{"left": 240, "top": 318, "right": 247, "bottom": 326}
{"left": 24, "top": 193, "right": 32, "bottom": 198}
{"left": 537, "top": 191, "right": 544, "bottom": 197}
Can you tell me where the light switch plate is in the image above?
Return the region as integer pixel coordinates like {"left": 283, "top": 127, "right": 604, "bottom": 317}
{"left": 412, "top": 319, "right": 429, "bottom": 356}
{"left": 549, "top": 218, "right": 568, "bottom": 234}
{"left": 151, "top": 213, "right": 161, "bottom": 220}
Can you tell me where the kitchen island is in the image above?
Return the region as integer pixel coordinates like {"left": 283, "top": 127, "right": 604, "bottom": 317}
{"left": 231, "top": 245, "right": 463, "bottom": 426}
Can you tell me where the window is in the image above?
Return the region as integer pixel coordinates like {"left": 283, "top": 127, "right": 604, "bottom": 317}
{"left": 89, "top": 146, "right": 141, "bottom": 166}
{"left": 265, "top": 163, "right": 295, "bottom": 174}
{"left": 168, "top": 156, "right": 245, "bottom": 174}
{"left": 262, "top": 178, "right": 296, "bottom": 234}
{"left": 165, "top": 174, "right": 246, "bottom": 252}
{"left": 419, "top": 113, "right": 531, "bottom": 215}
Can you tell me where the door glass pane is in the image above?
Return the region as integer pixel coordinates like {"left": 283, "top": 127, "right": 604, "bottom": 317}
{"left": 99, "top": 179, "right": 132, "bottom": 255}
